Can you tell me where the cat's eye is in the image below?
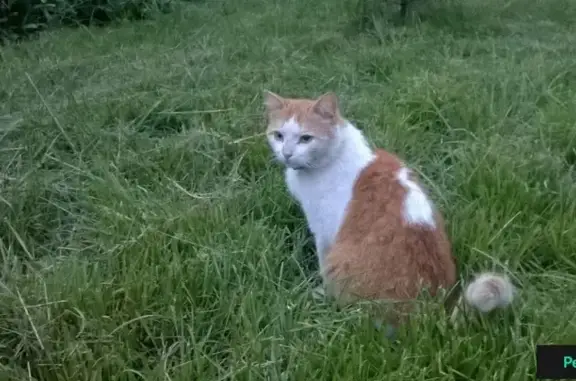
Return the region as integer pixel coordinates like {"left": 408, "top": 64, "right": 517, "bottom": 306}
{"left": 299, "top": 135, "right": 314, "bottom": 143}
{"left": 273, "top": 131, "right": 283, "bottom": 141}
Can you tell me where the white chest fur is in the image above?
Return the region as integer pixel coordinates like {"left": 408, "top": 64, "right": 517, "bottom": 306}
{"left": 284, "top": 124, "right": 374, "bottom": 267}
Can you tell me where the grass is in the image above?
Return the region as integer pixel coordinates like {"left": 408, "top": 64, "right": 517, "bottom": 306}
{"left": 1, "top": 0, "right": 576, "bottom": 379}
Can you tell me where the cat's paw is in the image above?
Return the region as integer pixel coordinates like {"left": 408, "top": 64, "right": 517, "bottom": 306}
{"left": 312, "top": 285, "right": 326, "bottom": 301}
{"left": 374, "top": 319, "right": 399, "bottom": 342}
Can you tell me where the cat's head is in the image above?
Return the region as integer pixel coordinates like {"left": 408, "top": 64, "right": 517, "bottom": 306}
{"left": 263, "top": 91, "right": 345, "bottom": 170}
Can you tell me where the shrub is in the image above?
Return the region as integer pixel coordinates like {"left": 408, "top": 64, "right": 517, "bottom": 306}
{"left": 0, "top": 0, "right": 172, "bottom": 40}
{"left": 349, "top": 0, "right": 425, "bottom": 32}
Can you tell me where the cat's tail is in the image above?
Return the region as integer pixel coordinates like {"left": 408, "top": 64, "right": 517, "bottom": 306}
{"left": 461, "top": 272, "right": 515, "bottom": 313}
{"left": 449, "top": 272, "right": 515, "bottom": 324}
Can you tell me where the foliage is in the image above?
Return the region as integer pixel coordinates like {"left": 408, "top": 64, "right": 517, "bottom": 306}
{"left": 0, "top": 0, "right": 172, "bottom": 40}
{"left": 349, "top": 0, "right": 422, "bottom": 32}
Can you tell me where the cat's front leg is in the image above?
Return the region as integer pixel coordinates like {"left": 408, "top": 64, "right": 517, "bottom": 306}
{"left": 309, "top": 235, "right": 330, "bottom": 302}
{"left": 314, "top": 235, "right": 330, "bottom": 268}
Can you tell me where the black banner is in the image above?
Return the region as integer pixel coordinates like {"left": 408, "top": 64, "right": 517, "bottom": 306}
{"left": 537, "top": 345, "right": 576, "bottom": 379}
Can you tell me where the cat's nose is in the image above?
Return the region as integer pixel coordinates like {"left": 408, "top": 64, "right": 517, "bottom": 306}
{"left": 282, "top": 147, "right": 294, "bottom": 160}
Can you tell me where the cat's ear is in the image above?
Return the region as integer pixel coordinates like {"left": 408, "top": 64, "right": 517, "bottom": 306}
{"left": 263, "top": 91, "right": 285, "bottom": 113}
{"left": 312, "top": 92, "right": 340, "bottom": 121}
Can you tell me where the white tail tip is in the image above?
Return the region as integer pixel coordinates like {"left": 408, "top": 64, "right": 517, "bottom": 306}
{"left": 463, "top": 272, "right": 515, "bottom": 313}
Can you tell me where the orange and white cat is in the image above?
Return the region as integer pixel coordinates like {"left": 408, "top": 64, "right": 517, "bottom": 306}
{"left": 264, "top": 91, "right": 515, "bottom": 335}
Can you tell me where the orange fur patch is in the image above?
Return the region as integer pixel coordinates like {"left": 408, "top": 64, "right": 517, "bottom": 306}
{"left": 264, "top": 92, "right": 345, "bottom": 137}
{"left": 322, "top": 149, "right": 457, "bottom": 323}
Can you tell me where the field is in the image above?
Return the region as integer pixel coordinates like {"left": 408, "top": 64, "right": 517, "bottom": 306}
{"left": 1, "top": 0, "right": 576, "bottom": 379}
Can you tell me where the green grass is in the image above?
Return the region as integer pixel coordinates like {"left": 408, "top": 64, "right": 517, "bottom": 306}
{"left": 1, "top": 0, "right": 576, "bottom": 379}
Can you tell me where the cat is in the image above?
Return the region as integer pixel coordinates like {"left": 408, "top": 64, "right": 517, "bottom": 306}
{"left": 263, "top": 90, "right": 515, "bottom": 335}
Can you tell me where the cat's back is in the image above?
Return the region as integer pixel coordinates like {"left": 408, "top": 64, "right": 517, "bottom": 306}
{"left": 323, "top": 149, "right": 456, "bottom": 303}
{"left": 331, "top": 149, "right": 428, "bottom": 233}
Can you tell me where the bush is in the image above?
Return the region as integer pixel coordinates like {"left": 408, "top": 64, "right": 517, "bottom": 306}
{"left": 348, "top": 0, "right": 415, "bottom": 33}
{"left": 0, "top": 0, "right": 172, "bottom": 40}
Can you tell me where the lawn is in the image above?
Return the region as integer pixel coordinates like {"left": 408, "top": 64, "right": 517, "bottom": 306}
{"left": 1, "top": 0, "right": 576, "bottom": 379}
